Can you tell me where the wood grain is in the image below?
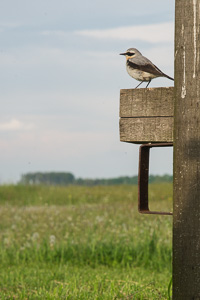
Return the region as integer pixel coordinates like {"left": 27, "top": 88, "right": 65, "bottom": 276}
{"left": 120, "top": 117, "right": 173, "bottom": 143}
{"left": 173, "top": 1, "right": 200, "bottom": 298}
{"left": 120, "top": 87, "right": 174, "bottom": 117}
{"left": 119, "top": 87, "right": 174, "bottom": 143}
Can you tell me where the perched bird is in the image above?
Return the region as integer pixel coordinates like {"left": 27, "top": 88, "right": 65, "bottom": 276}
{"left": 120, "top": 48, "right": 174, "bottom": 88}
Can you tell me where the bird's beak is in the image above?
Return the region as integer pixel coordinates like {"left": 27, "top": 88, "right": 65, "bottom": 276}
{"left": 120, "top": 53, "right": 126, "bottom": 56}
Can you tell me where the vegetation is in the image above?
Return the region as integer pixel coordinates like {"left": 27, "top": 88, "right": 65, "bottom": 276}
{"left": 0, "top": 183, "right": 173, "bottom": 299}
{"left": 20, "top": 172, "right": 173, "bottom": 186}
{"left": 20, "top": 172, "right": 75, "bottom": 185}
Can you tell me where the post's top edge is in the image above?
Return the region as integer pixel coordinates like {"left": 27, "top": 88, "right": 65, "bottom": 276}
{"left": 120, "top": 86, "right": 174, "bottom": 92}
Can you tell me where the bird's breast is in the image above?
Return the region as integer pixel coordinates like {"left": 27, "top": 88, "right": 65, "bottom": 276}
{"left": 126, "top": 63, "right": 157, "bottom": 81}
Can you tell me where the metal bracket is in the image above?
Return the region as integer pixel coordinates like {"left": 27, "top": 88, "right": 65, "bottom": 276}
{"left": 138, "top": 143, "right": 173, "bottom": 215}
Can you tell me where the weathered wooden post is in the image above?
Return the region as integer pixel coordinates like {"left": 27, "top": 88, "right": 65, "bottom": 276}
{"left": 173, "top": 1, "right": 200, "bottom": 298}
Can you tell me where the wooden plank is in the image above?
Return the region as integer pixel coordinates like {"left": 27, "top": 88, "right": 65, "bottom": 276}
{"left": 173, "top": 1, "right": 200, "bottom": 298}
{"left": 120, "top": 87, "right": 174, "bottom": 117}
{"left": 120, "top": 117, "right": 173, "bottom": 143}
{"left": 119, "top": 87, "right": 174, "bottom": 143}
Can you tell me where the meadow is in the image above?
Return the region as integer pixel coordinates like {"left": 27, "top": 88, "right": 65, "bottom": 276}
{"left": 0, "top": 183, "right": 173, "bottom": 299}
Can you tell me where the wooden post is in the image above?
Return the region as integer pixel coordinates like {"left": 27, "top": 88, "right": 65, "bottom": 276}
{"left": 173, "top": 0, "right": 200, "bottom": 298}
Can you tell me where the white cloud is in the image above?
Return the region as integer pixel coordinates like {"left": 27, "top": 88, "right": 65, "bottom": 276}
{"left": 75, "top": 22, "right": 174, "bottom": 43}
{"left": 0, "top": 119, "right": 34, "bottom": 131}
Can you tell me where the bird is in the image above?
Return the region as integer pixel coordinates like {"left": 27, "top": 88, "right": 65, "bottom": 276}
{"left": 120, "top": 48, "right": 174, "bottom": 88}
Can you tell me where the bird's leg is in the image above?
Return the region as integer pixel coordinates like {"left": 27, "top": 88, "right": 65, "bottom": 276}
{"left": 135, "top": 81, "right": 144, "bottom": 89}
{"left": 146, "top": 80, "right": 151, "bottom": 88}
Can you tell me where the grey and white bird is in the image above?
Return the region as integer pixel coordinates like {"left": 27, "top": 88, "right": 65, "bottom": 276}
{"left": 120, "top": 48, "right": 174, "bottom": 88}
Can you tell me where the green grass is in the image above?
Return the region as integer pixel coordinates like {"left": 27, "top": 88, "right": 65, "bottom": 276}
{"left": 0, "top": 184, "right": 173, "bottom": 299}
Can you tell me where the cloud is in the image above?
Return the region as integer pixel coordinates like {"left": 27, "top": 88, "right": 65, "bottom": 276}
{"left": 75, "top": 22, "right": 174, "bottom": 43}
{"left": 0, "top": 119, "right": 34, "bottom": 131}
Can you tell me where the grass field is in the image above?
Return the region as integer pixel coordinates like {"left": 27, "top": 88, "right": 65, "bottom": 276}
{"left": 0, "top": 184, "right": 173, "bottom": 299}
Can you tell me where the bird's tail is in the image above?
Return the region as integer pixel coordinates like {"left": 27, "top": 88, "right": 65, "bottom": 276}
{"left": 163, "top": 73, "right": 174, "bottom": 81}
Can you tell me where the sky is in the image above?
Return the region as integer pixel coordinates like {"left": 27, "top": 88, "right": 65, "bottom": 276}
{"left": 0, "top": 0, "right": 175, "bottom": 183}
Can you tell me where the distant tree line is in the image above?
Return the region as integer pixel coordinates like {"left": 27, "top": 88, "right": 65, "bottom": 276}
{"left": 19, "top": 172, "right": 173, "bottom": 186}
{"left": 20, "top": 172, "right": 75, "bottom": 185}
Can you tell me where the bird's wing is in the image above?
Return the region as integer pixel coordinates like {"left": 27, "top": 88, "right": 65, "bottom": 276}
{"left": 127, "top": 59, "right": 164, "bottom": 77}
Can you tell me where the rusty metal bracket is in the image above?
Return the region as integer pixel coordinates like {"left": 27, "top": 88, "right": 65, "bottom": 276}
{"left": 138, "top": 143, "right": 173, "bottom": 215}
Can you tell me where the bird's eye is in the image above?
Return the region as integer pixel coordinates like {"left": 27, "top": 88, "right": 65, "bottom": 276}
{"left": 127, "top": 52, "right": 135, "bottom": 56}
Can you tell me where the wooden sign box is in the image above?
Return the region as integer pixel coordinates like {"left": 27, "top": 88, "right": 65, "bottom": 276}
{"left": 119, "top": 87, "right": 174, "bottom": 144}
